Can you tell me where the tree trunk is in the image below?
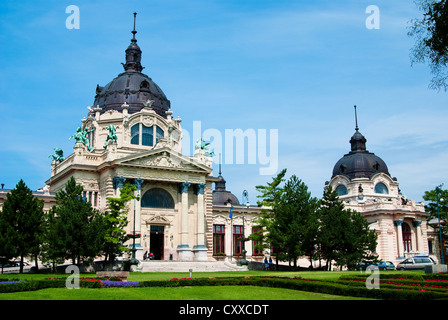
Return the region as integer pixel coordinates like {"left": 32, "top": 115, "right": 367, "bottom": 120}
{"left": 34, "top": 253, "right": 39, "bottom": 273}
{"left": 19, "top": 255, "right": 24, "bottom": 274}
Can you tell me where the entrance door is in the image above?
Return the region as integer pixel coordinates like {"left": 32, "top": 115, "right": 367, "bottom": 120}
{"left": 402, "top": 223, "right": 412, "bottom": 253}
{"left": 150, "top": 225, "right": 164, "bottom": 260}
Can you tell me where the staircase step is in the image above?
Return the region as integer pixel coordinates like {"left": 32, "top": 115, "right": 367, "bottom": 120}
{"left": 140, "top": 261, "right": 246, "bottom": 272}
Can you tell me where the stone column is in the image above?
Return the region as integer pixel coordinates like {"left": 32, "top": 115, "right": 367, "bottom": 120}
{"left": 413, "top": 220, "right": 423, "bottom": 253}
{"left": 177, "top": 182, "right": 192, "bottom": 260}
{"left": 193, "top": 183, "right": 208, "bottom": 261}
{"left": 394, "top": 220, "right": 404, "bottom": 258}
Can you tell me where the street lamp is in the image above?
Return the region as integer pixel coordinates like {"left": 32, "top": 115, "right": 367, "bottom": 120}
{"left": 239, "top": 190, "right": 250, "bottom": 266}
{"left": 130, "top": 185, "right": 141, "bottom": 267}
{"left": 436, "top": 184, "right": 445, "bottom": 264}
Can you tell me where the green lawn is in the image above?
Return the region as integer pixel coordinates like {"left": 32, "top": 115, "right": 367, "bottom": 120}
{"left": 0, "top": 285, "right": 371, "bottom": 300}
{"left": 0, "top": 270, "right": 424, "bottom": 300}
{"left": 1, "top": 270, "right": 424, "bottom": 282}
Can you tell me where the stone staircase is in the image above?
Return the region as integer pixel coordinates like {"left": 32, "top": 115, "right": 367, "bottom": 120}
{"left": 139, "top": 260, "right": 247, "bottom": 272}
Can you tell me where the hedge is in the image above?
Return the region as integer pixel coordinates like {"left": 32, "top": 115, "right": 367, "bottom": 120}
{"left": 1, "top": 276, "right": 448, "bottom": 300}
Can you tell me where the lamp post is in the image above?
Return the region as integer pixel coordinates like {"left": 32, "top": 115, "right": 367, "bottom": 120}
{"left": 436, "top": 184, "right": 445, "bottom": 265}
{"left": 240, "top": 190, "right": 249, "bottom": 266}
{"left": 129, "top": 194, "right": 138, "bottom": 266}
{"left": 130, "top": 182, "right": 142, "bottom": 267}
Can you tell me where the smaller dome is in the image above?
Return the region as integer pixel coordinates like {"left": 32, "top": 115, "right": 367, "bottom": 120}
{"left": 212, "top": 174, "right": 240, "bottom": 205}
{"left": 332, "top": 129, "right": 390, "bottom": 180}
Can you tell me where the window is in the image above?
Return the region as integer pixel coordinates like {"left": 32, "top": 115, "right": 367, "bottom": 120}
{"left": 140, "top": 80, "right": 149, "bottom": 89}
{"left": 233, "top": 225, "right": 243, "bottom": 256}
{"left": 156, "top": 125, "right": 164, "bottom": 144}
{"left": 142, "top": 125, "right": 153, "bottom": 146}
{"left": 131, "top": 124, "right": 139, "bottom": 145}
{"left": 141, "top": 188, "right": 174, "bottom": 209}
{"left": 87, "top": 128, "right": 95, "bottom": 148}
{"left": 252, "top": 227, "right": 263, "bottom": 256}
{"left": 213, "top": 225, "right": 225, "bottom": 255}
{"left": 82, "top": 191, "right": 98, "bottom": 207}
{"left": 336, "top": 185, "right": 348, "bottom": 196}
{"left": 402, "top": 223, "right": 412, "bottom": 253}
{"left": 375, "top": 182, "right": 388, "bottom": 194}
{"left": 130, "top": 123, "right": 164, "bottom": 147}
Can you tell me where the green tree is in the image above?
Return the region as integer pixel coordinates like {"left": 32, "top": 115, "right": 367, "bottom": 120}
{"left": 251, "top": 170, "right": 319, "bottom": 269}
{"left": 423, "top": 186, "right": 448, "bottom": 219}
{"left": 409, "top": 0, "right": 448, "bottom": 91}
{"left": 0, "top": 180, "right": 45, "bottom": 273}
{"left": 48, "top": 177, "right": 105, "bottom": 265}
{"left": 423, "top": 186, "right": 448, "bottom": 236}
{"left": 318, "top": 186, "right": 347, "bottom": 270}
{"left": 251, "top": 169, "right": 287, "bottom": 270}
{"left": 103, "top": 183, "right": 137, "bottom": 265}
{"left": 318, "top": 186, "right": 377, "bottom": 270}
{"left": 275, "top": 175, "right": 319, "bottom": 268}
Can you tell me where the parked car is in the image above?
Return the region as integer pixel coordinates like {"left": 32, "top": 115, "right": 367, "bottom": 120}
{"left": 397, "top": 255, "right": 435, "bottom": 271}
{"left": 0, "top": 261, "right": 32, "bottom": 274}
{"left": 376, "top": 261, "right": 395, "bottom": 270}
{"left": 357, "top": 260, "right": 375, "bottom": 270}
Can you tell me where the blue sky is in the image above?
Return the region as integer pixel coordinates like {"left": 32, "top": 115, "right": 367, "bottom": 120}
{"left": 0, "top": 0, "right": 447, "bottom": 203}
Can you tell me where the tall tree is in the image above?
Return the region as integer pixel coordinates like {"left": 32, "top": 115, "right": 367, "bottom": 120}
{"left": 423, "top": 186, "right": 448, "bottom": 235}
{"left": 409, "top": 0, "right": 448, "bottom": 91}
{"left": 251, "top": 169, "right": 287, "bottom": 269}
{"left": 251, "top": 170, "right": 319, "bottom": 269}
{"left": 318, "top": 186, "right": 377, "bottom": 270}
{"left": 49, "top": 177, "right": 105, "bottom": 265}
{"left": 423, "top": 186, "right": 448, "bottom": 219}
{"left": 103, "top": 182, "right": 137, "bottom": 265}
{"left": 318, "top": 186, "right": 348, "bottom": 270}
{"left": 0, "top": 180, "right": 45, "bottom": 273}
{"left": 275, "top": 175, "right": 319, "bottom": 268}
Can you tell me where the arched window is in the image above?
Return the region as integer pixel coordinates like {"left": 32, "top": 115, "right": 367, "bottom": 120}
{"left": 402, "top": 223, "right": 412, "bottom": 252}
{"left": 142, "top": 125, "right": 154, "bottom": 146}
{"left": 335, "top": 185, "right": 348, "bottom": 196}
{"left": 141, "top": 188, "right": 174, "bottom": 209}
{"left": 130, "top": 123, "right": 165, "bottom": 147}
{"left": 375, "top": 182, "right": 388, "bottom": 194}
{"left": 131, "top": 124, "right": 139, "bottom": 145}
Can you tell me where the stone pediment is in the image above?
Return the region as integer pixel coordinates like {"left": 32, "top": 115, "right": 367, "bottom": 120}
{"left": 145, "top": 215, "right": 171, "bottom": 225}
{"left": 116, "top": 147, "right": 211, "bottom": 174}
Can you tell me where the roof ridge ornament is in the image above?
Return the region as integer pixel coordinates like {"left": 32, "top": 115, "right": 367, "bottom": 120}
{"left": 132, "top": 12, "right": 137, "bottom": 43}
{"left": 354, "top": 105, "right": 359, "bottom": 131}
{"left": 122, "top": 12, "right": 144, "bottom": 72}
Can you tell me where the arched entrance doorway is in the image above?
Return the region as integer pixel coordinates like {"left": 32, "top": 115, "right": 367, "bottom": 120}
{"left": 402, "top": 223, "right": 412, "bottom": 253}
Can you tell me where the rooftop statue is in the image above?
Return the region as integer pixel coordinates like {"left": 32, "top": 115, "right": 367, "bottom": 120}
{"left": 195, "top": 137, "right": 214, "bottom": 157}
{"left": 48, "top": 148, "right": 65, "bottom": 162}
{"left": 104, "top": 124, "right": 118, "bottom": 148}
{"left": 69, "top": 126, "right": 93, "bottom": 151}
